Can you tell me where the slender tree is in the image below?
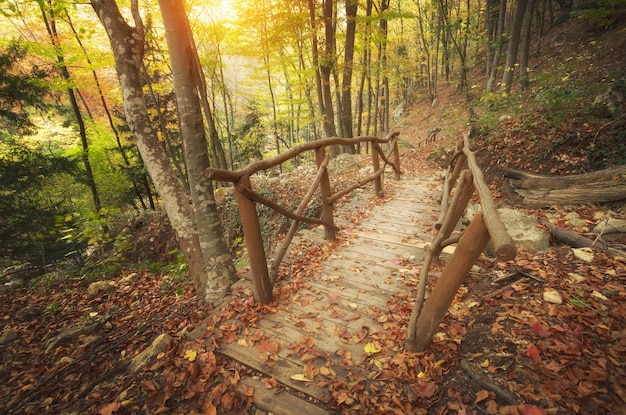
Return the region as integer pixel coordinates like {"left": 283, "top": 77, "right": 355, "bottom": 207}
{"left": 37, "top": 0, "right": 101, "bottom": 212}
{"left": 340, "top": 0, "right": 358, "bottom": 152}
{"left": 501, "top": 0, "right": 529, "bottom": 93}
{"left": 90, "top": 0, "right": 235, "bottom": 303}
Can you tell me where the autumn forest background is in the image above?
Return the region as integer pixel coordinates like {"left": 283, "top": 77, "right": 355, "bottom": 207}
{"left": 1, "top": 0, "right": 626, "bottom": 412}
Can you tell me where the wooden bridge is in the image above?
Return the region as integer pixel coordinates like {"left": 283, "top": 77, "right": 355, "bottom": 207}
{"left": 204, "top": 132, "right": 516, "bottom": 414}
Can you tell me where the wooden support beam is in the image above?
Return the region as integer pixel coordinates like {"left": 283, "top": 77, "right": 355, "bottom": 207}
{"left": 392, "top": 136, "right": 401, "bottom": 180}
{"left": 407, "top": 170, "right": 474, "bottom": 345}
{"left": 316, "top": 147, "right": 336, "bottom": 240}
{"left": 372, "top": 145, "right": 383, "bottom": 197}
{"left": 406, "top": 212, "right": 490, "bottom": 352}
{"left": 234, "top": 175, "right": 273, "bottom": 304}
{"left": 463, "top": 133, "right": 516, "bottom": 260}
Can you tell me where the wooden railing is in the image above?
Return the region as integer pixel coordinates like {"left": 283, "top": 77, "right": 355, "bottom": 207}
{"left": 205, "top": 132, "right": 401, "bottom": 304}
{"left": 405, "top": 132, "right": 517, "bottom": 352}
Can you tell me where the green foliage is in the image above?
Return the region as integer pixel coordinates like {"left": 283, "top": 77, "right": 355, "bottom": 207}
{"left": 532, "top": 87, "right": 581, "bottom": 124}
{"left": 156, "top": 252, "right": 189, "bottom": 295}
{"left": 591, "top": 127, "right": 626, "bottom": 167}
{"left": 56, "top": 208, "right": 129, "bottom": 277}
{"left": 0, "top": 136, "right": 79, "bottom": 266}
{"left": 0, "top": 40, "right": 53, "bottom": 134}
{"left": 573, "top": 0, "right": 626, "bottom": 27}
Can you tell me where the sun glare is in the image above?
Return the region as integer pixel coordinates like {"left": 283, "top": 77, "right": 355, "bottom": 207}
{"left": 192, "top": 0, "right": 239, "bottom": 24}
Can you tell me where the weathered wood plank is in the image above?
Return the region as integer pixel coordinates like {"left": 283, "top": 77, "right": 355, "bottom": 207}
{"left": 217, "top": 175, "right": 443, "bottom": 413}
{"left": 240, "top": 377, "right": 333, "bottom": 415}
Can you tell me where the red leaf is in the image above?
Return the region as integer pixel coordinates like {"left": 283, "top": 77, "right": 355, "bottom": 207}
{"left": 531, "top": 322, "right": 552, "bottom": 338}
{"left": 527, "top": 345, "right": 542, "bottom": 363}
{"left": 418, "top": 382, "right": 438, "bottom": 398}
{"left": 522, "top": 404, "right": 546, "bottom": 415}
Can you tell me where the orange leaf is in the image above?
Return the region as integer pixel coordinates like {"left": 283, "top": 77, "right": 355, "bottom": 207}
{"left": 475, "top": 389, "right": 491, "bottom": 404}
{"left": 98, "top": 402, "right": 121, "bottom": 415}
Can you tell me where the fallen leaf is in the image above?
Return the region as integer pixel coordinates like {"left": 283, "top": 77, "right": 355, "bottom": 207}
{"left": 531, "top": 322, "right": 552, "bottom": 338}
{"left": 364, "top": 342, "right": 381, "bottom": 354}
{"left": 527, "top": 345, "right": 542, "bottom": 363}
{"left": 290, "top": 373, "right": 312, "bottom": 382}
{"left": 184, "top": 349, "right": 197, "bottom": 362}
{"left": 98, "top": 402, "right": 121, "bottom": 415}
{"left": 475, "top": 389, "right": 491, "bottom": 403}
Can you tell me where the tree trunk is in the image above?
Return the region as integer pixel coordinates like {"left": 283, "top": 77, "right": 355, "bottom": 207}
{"left": 504, "top": 166, "right": 626, "bottom": 206}
{"left": 157, "top": 0, "right": 236, "bottom": 301}
{"left": 340, "top": 0, "right": 358, "bottom": 153}
{"left": 308, "top": 0, "right": 329, "bottom": 141}
{"left": 501, "top": 0, "right": 529, "bottom": 94}
{"left": 486, "top": 0, "right": 507, "bottom": 92}
{"left": 321, "top": 0, "right": 338, "bottom": 141}
{"left": 90, "top": 0, "right": 233, "bottom": 303}
{"left": 39, "top": 2, "right": 101, "bottom": 212}
{"left": 519, "top": 0, "right": 535, "bottom": 90}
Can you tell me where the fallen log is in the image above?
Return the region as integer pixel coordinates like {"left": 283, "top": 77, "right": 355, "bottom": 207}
{"left": 504, "top": 165, "right": 626, "bottom": 207}
{"left": 542, "top": 221, "right": 609, "bottom": 251}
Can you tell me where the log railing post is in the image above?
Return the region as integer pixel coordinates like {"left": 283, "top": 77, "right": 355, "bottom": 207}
{"left": 372, "top": 144, "right": 383, "bottom": 196}
{"left": 234, "top": 175, "right": 273, "bottom": 304}
{"left": 316, "top": 147, "right": 336, "bottom": 240}
{"left": 392, "top": 136, "right": 401, "bottom": 180}
{"left": 406, "top": 212, "right": 490, "bottom": 352}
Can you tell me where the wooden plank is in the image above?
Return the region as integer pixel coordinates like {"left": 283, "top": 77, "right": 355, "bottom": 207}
{"left": 240, "top": 377, "right": 333, "bottom": 415}
{"left": 219, "top": 337, "right": 331, "bottom": 403}
{"left": 220, "top": 174, "right": 446, "bottom": 412}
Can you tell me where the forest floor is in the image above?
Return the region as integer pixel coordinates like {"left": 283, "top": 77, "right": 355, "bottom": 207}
{"left": 2, "top": 14, "right": 626, "bottom": 415}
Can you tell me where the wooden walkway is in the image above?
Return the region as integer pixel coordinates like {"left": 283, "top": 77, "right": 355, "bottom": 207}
{"left": 218, "top": 174, "right": 442, "bottom": 414}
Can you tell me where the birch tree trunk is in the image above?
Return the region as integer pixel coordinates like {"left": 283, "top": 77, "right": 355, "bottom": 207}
{"left": 90, "top": 0, "right": 235, "bottom": 303}
{"left": 158, "top": 0, "right": 236, "bottom": 301}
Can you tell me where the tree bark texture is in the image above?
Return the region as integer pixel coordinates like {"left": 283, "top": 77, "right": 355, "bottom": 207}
{"left": 501, "top": 0, "right": 529, "bottom": 93}
{"left": 406, "top": 212, "right": 491, "bottom": 352}
{"left": 158, "top": 0, "right": 235, "bottom": 301}
{"left": 504, "top": 166, "right": 626, "bottom": 206}
{"left": 90, "top": 0, "right": 228, "bottom": 303}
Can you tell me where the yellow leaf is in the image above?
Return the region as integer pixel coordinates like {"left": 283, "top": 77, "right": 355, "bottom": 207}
{"left": 434, "top": 359, "right": 445, "bottom": 368}
{"left": 156, "top": 352, "right": 165, "bottom": 359}
{"left": 371, "top": 358, "right": 382, "bottom": 370}
{"left": 480, "top": 359, "right": 490, "bottom": 368}
{"left": 348, "top": 301, "right": 358, "bottom": 310}
{"left": 290, "top": 373, "right": 312, "bottom": 382}
{"left": 184, "top": 349, "right": 197, "bottom": 362}
{"left": 364, "top": 342, "right": 381, "bottom": 354}
{"left": 417, "top": 371, "right": 426, "bottom": 379}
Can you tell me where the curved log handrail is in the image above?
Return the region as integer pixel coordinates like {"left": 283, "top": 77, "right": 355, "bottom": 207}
{"left": 235, "top": 183, "right": 340, "bottom": 231}
{"left": 462, "top": 133, "right": 516, "bottom": 261}
{"left": 205, "top": 132, "right": 400, "bottom": 183}
{"left": 406, "top": 131, "right": 517, "bottom": 352}
{"left": 206, "top": 132, "right": 401, "bottom": 304}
